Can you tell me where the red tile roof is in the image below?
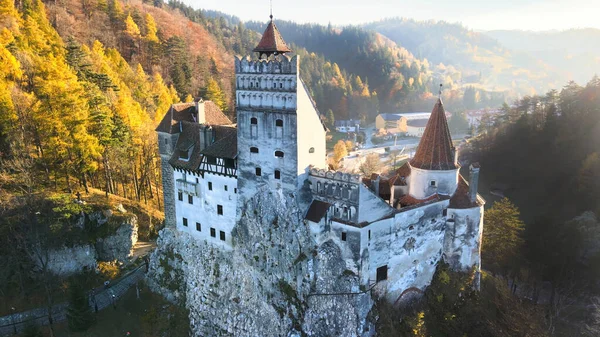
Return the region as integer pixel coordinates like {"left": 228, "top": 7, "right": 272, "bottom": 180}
{"left": 449, "top": 175, "right": 480, "bottom": 209}
{"left": 155, "top": 101, "right": 232, "bottom": 134}
{"left": 410, "top": 99, "right": 458, "bottom": 170}
{"left": 253, "top": 18, "right": 292, "bottom": 55}
{"left": 305, "top": 200, "right": 331, "bottom": 223}
{"left": 389, "top": 163, "right": 411, "bottom": 186}
{"left": 398, "top": 193, "right": 440, "bottom": 207}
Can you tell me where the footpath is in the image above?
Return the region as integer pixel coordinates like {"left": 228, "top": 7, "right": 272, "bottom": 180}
{"left": 0, "top": 264, "right": 147, "bottom": 336}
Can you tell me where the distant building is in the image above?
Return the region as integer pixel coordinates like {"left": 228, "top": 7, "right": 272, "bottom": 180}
{"left": 465, "top": 108, "right": 502, "bottom": 128}
{"left": 334, "top": 119, "right": 360, "bottom": 133}
{"left": 406, "top": 119, "right": 428, "bottom": 137}
{"left": 375, "top": 112, "right": 432, "bottom": 135}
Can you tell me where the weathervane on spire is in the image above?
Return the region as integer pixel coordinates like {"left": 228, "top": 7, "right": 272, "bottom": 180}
{"left": 270, "top": 0, "right": 273, "bottom": 20}
{"left": 438, "top": 84, "right": 443, "bottom": 99}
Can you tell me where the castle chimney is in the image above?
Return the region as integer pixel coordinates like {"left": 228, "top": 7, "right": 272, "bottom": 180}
{"left": 371, "top": 174, "right": 380, "bottom": 197}
{"left": 452, "top": 147, "right": 459, "bottom": 166}
{"left": 469, "top": 163, "right": 480, "bottom": 204}
{"left": 196, "top": 98, "right": 206, "bottom": 124}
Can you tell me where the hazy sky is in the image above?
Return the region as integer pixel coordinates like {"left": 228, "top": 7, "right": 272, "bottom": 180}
{"left": 183, "top": 0, "right": 600, "bottom": 31}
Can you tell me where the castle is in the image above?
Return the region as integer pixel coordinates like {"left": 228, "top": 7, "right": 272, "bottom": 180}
{"left": 156, "top": 17, "right": 484, "bottom": 303}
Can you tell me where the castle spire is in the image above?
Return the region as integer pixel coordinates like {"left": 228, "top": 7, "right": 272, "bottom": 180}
{"left": 409, "top": 96, "right": 457, "bottom": 170}
{"left": 253, "top": 9, "right": 291, "bottom": 58}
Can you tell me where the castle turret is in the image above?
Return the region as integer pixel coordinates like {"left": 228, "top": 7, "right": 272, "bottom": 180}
{"left": 468, "top": 163, "right": 480, "bottom": 203}
{"left": 408, "top": 98, "right": 459, "bottom": 199}
{"left": 253, "top": 14, "right": 292, "bottom": 58}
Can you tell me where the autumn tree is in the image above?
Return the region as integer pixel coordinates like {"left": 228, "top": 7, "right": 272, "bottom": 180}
{"left": 205, "top": 77, "right": 226, "bottom": 111}
{"left": 359, "top": 153, "right": 382, "bottom": 176}
{"left": 332, "top": 140, "right": 348, "bottom": 164}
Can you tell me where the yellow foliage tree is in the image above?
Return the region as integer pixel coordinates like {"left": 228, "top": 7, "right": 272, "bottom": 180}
{"left": 144, "top": 13, "right": 159, "bottom": 43}
{"left": 333, "top": 140, "right": 348, "bottom": 163}
{"left": 125, "top": 14, "right": 140, "bottom": 38}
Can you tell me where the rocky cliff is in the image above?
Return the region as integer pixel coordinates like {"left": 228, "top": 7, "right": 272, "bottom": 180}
{"left": 147, "top": 188, "right": 374, "bottom": 336}
{"left": 43, "top": 209, "right": 139, "bottom": 276}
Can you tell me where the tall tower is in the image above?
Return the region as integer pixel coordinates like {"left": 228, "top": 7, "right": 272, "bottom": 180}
{"left": 408, "top": 98, "right": 459, "bottom": 199}
{"left": 235, "top": 15, "right": 327, "bottom": 207}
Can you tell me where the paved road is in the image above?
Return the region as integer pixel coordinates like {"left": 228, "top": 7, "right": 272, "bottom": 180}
{"left": 0, "top": 266, "right": 146, "bottom": 336}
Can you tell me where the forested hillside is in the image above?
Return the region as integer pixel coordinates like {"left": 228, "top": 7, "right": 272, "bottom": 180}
{"left": 365, "top": 18, "right": 565, "bottom": 96}
{"left": 246, "top": 20, "right": 458, "bottom": 114}
{"left": 463, "top": 77, "right": 600, "bottom": 336}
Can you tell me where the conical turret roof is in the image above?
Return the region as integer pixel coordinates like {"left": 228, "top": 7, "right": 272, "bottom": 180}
{"left": 253, "top": 16, "right": 292, "bottom": 55}
{"left": 410, "top": 98, "right": 457, "bottom": 170}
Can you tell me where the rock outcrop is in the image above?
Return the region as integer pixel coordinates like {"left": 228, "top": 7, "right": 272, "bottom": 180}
{"left": 96, "top": 217, "right": 139, "bottom": 263}
{"left": 147, "top": 188, "right": 374, "bottom": 336}
{"left": 42, "top": 210, "right": 138, "bottom": 276}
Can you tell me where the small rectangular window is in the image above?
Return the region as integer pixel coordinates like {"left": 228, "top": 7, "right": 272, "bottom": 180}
{"left": 368, "top": 230, "right": 371, "bottom": 241}
{"left": 220, "top": 231, "right": 226, "bottom": 241}
{"left": 210, "top": 228, "right": 216, "bottom": 237}
{"left": 178, "top": 191, "right": 183, "bottom": 201}
{"left": 274, "top": 170, "right": 281, "bottom": 180}
{"left": 234, "top": 188, "right": 237, "bottom": 194}
{"left": 196, "top": 222, "right": 201, "bottom": 231}
{"left": 196, "top": 178, "right": 199, "bottom": 183}
{"left": 280, "top": 83, "right": 283, "bottom": 89}
{"left": 224, "top": 185, "right": 228, "bottom": 191}
{"left": 217, "top": 205, "right": 223, "bottom": 215}
{"left": 255, "top": 167, "right": 262, "bottom": 176}
{"left": 208, "top": 182, "right": 213, "bottom": 191}
{"left": 183, "top": 218, "right": 188, "bottom": 227}
{"left": 430, "top": 180, "right": 436, "bottom": 187}
{"left": 341, "top": 232, "right": 347, "bottom": 241}
{"left": 188, "top": 195, "right": 193, "bottom": 204}
{"left": 443, "top": 209, "right": 448, "bottom": 216}
{"left": 376, "top": 265, "right": 388, "bottom": 282}
{"left": 164, "top": 138, "right": 168, "bottom": 144}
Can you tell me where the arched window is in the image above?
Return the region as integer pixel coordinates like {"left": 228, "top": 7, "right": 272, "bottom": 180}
{"left": 275, "top": 119, "right": 283, "bottom": 127}
{"left": 275, "top": 151, "right": 284, "bottom": 158}
{"left": 250, "top": 82, "right": 253, "bottom": 88}
{"left": 250, "top": 147, "right": 259, "bottom": 154}
{"left": 251, "top": 117, "right": 257, "bottom": 125}
{"left": 273, "top": 83, "right": 276, "bottom": 89}
{"left": 280, "top": 82, "right": 283, "bottom": 89}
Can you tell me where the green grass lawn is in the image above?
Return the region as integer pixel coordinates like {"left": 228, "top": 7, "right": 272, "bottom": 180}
{"left": 29, "top": 282, "right": 189, "bottom": 337}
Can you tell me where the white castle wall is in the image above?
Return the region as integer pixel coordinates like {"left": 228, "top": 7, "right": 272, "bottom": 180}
{"left": 445, "top": 205, "right": 484, "bottom": 271}
{"left": 408, "top": 165, "right": 459, "bottom": 199}
{"left": 296, "top": 79, "right": 327, "bottom": 183}
{"left": 174, "top": 170, "right": 237, "bottom": 248}
{"left": 235, "top": 56, "right": 301, "bottom": 205}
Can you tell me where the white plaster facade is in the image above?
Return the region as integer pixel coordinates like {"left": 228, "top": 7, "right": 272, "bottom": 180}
{"left": 408, "top": 165, "right": 459, "bottom": 199}
{"left": 173, "top": 169, "right": 238, "bottom": 249}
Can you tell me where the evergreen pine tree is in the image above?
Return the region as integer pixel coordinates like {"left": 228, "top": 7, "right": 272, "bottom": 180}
{"left": 67, "top": 283, "right": 95, "bottom": 332}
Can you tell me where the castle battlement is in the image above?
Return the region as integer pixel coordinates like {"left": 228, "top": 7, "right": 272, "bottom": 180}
{"left": 235, "top": 55, "right": 298, "bottom": 74}
{"left": 309, "top": 168, "right": 361, "bottom": 183}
